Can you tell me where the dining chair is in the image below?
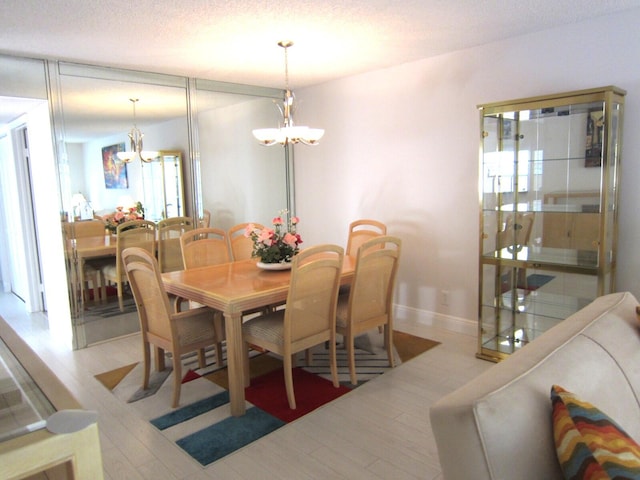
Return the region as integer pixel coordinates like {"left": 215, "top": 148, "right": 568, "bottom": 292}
{"left": 180, "top": 227, "right": 231, "bottom": 269}
{"left": 336, "top": 235, "right": 401, "bottom": 385}
{"left": 180, "top": 227, "right": 230, "bottom": 364}
{"left": 228, "top": 222, "right": 265, "bottom": 261}
{"left": 101, "top": 220, "right": 157, "bottom": 311}
{"left": 242, "top": 244, "right": 344, "bottom": 410}
{"left": 199, "top": 209, "right": 211, "bottom": 229}
{"left": 157, "top": 216, "right": 194, "bottom": 273}
{"left": 63, "top": 219, "right": 107, "bottom": 303}
{"left": 122, "top": 247, "right": 223, "bottom": 408}
{"left": 346, "top": 219, "right": 387, "bottom": 257}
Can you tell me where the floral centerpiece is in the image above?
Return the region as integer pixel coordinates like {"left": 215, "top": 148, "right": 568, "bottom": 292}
{"left": 245, "top": 210, "right": 303, "bottom": 264}
{"left": 103, "top": 201, "right": 145, "bottom": 233}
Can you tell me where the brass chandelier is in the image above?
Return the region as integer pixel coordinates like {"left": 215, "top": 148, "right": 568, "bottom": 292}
{"left": 252, "top": 41, "right": 324, "bottom": 146}
{"left": 116, "top": 98, "right": 158, "bottom": 163}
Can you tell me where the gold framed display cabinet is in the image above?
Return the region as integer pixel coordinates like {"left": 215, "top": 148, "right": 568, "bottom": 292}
{"left": 0, "top": 316, "right": 104, "bottom": 479}
{"left": 477, "top": 86, "right": 625, "bottom": 362}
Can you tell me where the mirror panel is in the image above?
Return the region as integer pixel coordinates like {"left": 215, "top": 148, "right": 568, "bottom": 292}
{"left": 1, "top": 55, "right": 293, "bottom": 349}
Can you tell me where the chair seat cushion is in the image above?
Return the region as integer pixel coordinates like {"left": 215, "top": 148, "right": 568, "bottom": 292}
{"left": 175, "top": 309, "right": 218, "bottom": 346}
{"left": 242, "top": 311, "right": 285, "bottom": 346}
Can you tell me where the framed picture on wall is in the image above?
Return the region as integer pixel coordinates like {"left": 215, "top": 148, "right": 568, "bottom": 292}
{"left": 102, "top": 143, "right": 128, "bottom": 188}
{"left": 585, "top": 108, "right": 604, "bottom": 167}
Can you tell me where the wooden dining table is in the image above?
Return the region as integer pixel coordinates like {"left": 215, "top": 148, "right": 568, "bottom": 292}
{"left": 161, "top": 256, "right": 356, "bottom": 416}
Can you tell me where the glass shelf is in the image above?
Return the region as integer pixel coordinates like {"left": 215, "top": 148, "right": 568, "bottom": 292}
{"left": 0, "top": 336, "right": 55, "bottom": 443}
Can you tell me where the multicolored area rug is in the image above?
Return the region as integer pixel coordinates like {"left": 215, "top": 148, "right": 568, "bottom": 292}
{"left": 95, "top": 330, "right": 439, "bottom": 467}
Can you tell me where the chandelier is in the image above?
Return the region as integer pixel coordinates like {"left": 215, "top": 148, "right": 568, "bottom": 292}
{"left": 252, "top": 41, "right": 324, "bottom": 146}
{"left": 116, "top": 98, "right": 159, "bottom": 163}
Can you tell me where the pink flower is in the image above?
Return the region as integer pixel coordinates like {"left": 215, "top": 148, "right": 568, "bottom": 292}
{"left": 272, "top": 216, "right": 283, "bottom": 225}
{"left": 244, "top": 223, "right": 255, "bottom": 237}
{"left": 258, "top": 228, "right": 274, "bottom": 245}
{"left": 291, "top": 216, "right": 299, "bottom": 225}
{"left": 114, "top": 211, "right": 125, "bottom": 221}
{"left": 295, "top": 233, "right": 303, "bottom": 245}
{"left": 282, "top": 232, "right": 298, "bottom": 247}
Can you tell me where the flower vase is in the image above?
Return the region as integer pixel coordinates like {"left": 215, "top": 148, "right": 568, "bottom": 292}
{"left": 256, "top": 261, "right": 292, "bottom": 271}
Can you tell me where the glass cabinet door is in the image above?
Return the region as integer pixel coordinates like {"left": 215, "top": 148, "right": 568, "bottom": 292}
{"left": 478, "top": 87, "right": 625, "bottom": 361}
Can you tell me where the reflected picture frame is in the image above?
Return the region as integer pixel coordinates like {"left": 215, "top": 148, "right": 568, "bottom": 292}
{"left": 102, "top": 143, "right": 128, "bottom": 188}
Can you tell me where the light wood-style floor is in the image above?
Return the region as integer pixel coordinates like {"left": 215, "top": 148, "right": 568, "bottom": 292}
{"left": 0, "top": 291, "right": 492, "bottom": 479}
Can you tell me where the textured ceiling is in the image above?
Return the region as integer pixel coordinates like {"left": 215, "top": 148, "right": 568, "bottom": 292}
{"left": 2, "top": 0, "right": 640, "bottom": 89}
{"left": 2, "top": 0, "right": 640, "bottom": 140}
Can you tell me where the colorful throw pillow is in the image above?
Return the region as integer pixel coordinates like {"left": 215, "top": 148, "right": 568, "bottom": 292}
{"left": 551, "top": 384, "right": 640, "bottom": 480}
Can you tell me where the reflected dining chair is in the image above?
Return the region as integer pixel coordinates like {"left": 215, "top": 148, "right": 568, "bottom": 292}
{"left": 122, "top": 247, "right": 223, "bottom": 408}
{"left": 228, "top": 222, "right": 265, "bottom": 261}
{"left": 346, "top": 219, "right": 387, "bottom": 257}
{"left": 336, "top": 235, "right": 401, "bottom": 385}
{"left": 157, "top": 216, "right": 194, "bottom": 273}
{"left": 63, "top": 219, "right": 107, "bottom": 304}
{"left": 101, "top": 220, "right": 157, "bottom": 311}
{"left": 497, "top": 212, "right": 535, "bottom": 291}
{"left": 199, "top": 209, "right": 211, "bottom": 229}
{"left": 242, "top": 244, "right": 344, "bottom": 410}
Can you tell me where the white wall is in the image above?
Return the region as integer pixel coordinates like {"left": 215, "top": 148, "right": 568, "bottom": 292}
{"left": 294, "top": 8, "right": 640, "bottom": 330}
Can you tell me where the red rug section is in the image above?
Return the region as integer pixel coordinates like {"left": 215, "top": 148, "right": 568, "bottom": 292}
{"left": 182, "top": 369, "right": 201, "bottom": 384}
{"left": 245, "top": 367, "right": 352, "bottom": 423}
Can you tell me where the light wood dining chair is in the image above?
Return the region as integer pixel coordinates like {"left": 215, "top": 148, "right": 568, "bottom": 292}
{"left": 179, "top": 227, "right": 230, "bottom": 364}
{"left": 336, "top": 235, "right": 401, "bottom": 385}
{"left": 180, "top": 227, "right": 231, "bottom": 269}
{"left": 346, "top": 219, "right": 387, "bottom": 257}
{"left": 63, "top": 219, "right": 107, "bottom": 303}
{"left": 157, "top": 216, "right": 194, "bottom": 273}
{"left": 242, "top": 244, "right": 344, "bottom": 410}
{"left": 122, "top": 247, "right": 223, "bottom": 408}
{"left": 101, "top": 220, "right": 157, "bottom": 311}
{"left": 228, "top": 222, "right": 265, "bottom": 261}
{"left": 199, "top": 209, "right": 211, "bottom": 229}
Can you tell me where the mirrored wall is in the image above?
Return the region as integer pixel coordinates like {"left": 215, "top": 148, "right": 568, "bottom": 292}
{"left": 0, "top": 53, "right": 293, "bottom": 348}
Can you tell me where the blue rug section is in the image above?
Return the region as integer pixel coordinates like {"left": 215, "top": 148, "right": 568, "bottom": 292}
{"left": 150, "top": 391, "right": 230, "bottom": 430}
{"left": 524, "top": 274, "right": 554, "bottom": 289}
{"left": 176, "top": 406, "right": 285, "bottom": 466}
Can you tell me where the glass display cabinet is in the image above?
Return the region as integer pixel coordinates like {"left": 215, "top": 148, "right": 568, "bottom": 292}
{"left": 477, "top": 86, "right": 625, "bottom": 362}
{"left": 141, "top": 150, "right": 185, "bottom": 222}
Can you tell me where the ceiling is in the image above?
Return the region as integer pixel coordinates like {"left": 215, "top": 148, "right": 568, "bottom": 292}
{"left": 2, "top": 0, "right": 640, "bottom": 138}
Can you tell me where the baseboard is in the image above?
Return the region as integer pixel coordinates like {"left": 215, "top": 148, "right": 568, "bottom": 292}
{"left": 394, "top": 304, "right": 477, "bottom": 336}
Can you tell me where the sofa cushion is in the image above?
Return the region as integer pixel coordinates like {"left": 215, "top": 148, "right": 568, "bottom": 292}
{"left": 551, "top": 384, "right": 640, "bottom": 480}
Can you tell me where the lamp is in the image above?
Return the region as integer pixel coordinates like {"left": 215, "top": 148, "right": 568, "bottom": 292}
{"left": 116, "top": 98, "right": 159, "bottom": 163}
{"left": 252, "top": 41, "right": 324, "bottom": 146}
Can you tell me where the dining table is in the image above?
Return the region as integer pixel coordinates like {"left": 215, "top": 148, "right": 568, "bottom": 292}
{"left": 161, "top": 255, "right": 356, "bottom": 416}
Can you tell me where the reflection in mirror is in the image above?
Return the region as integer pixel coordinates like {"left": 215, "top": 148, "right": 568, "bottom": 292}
{"left": 1, "top": 55, "right": 293, "bottom": 350}
{"left": 56, "top": 64, "right": 190, "bottom": 347}
{"left": 141, "top": 151, "right": 185, "bottom": 222}
{"left": 194, "top": 81, "right": 292, "bottom": 230}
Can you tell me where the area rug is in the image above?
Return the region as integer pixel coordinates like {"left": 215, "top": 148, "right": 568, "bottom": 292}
{"left": 95, "top": 330, "right": 439, "bottom": 467}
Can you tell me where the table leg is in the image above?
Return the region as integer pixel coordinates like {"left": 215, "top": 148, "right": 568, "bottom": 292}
{"left": 225, "top": 311, "right": 246, "bottom": 416}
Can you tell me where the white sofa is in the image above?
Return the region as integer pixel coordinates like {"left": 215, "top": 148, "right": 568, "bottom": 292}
{"left": 429, "top": 291, "right": 640, "bottom": 480}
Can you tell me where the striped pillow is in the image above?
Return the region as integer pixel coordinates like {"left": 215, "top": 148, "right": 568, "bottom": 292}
{"left": 551, "top": 385, "right": 640, "bottom": 480}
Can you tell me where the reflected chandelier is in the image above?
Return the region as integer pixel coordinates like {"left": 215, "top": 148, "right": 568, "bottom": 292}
{"left": 252, "top": 41, "right": 324, "bottom": 146}
{"left": 116, "top": 98, "right": 159, "bottom": 163}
